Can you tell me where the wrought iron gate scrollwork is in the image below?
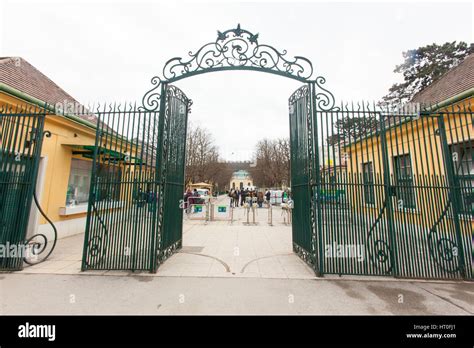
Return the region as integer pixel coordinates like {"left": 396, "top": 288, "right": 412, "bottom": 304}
{"left": 289, "top": 84, "right": 319, "bottom": 271}
{"left": 156, "top": 85, "right": 191, "bottom": 265}
{"left": 364, "top": 201, "right": 393, "bottom": 274}
{"left": 314, "top": 76, "right": 338, "bottom": 112}
{"left": 162, "top": 24, "right": 314, "bottom": 81}
{"left": 427, "top": 188, "right": 461, "bottom": 273}
{"left": 83, "top": 202, "right": 108, "bottom": 267}
{"left": 142, "top": 24, "right": 337, "bottom": 112}
{"left": 78, "top": 23, "right": 473, "bottom": 282}
{"left": 23, "top": 161, "right": 59, "bottom": 265}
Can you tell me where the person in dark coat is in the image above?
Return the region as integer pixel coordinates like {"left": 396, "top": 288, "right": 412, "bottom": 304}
{"left": 229, "top": 189, "right": 234, "bottom": 207}
{"left": 236, "top": 189, "right": 241, "bottom": 207}
{"left": 257, "top": 191, "right": 264, "bottom": 208}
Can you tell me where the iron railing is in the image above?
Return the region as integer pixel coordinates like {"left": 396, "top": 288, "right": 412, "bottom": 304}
{"left": 306, "top": 102, "right": 472, "bottom": 280}
{"left": 0, "top": 105, "right": 46, "bottom": 270}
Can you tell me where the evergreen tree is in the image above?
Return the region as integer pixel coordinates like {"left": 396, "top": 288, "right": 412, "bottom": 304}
{"left": 382, "top": 41, "right": 473, "bottom": 105}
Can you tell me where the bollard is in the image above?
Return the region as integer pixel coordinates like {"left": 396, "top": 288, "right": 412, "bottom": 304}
{"left": 286, "top": 199, "right": 294, "bottom": 225}
{"left": 205, "top": 201, "right": 210, "bottom": 224}
{"left": 268, "top": 202, "right": 273, "bottom": 226}
{"left": 210, "top": 203, "right": 215, "bottom": 221}
{"left": 246, "top": 204, "right": 250, "bottom": 225}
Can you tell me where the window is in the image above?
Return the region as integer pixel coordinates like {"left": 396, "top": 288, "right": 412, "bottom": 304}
{"left": 362, "top": 161, "right": 375, "bottom": 205}
{"left": 393, "top": 153, "right": 416, "bottom": 209}
{"left": 450, "top": 141, "right": 473, "bottom": 216}
{"left": 95, "top": 164, "right": 122, "bottom": 202}
{"left": 66, "top": 159, "right": 92, "bottom": 206}
{"left": 66, "top": 159, "right": 121, "bottom": 206}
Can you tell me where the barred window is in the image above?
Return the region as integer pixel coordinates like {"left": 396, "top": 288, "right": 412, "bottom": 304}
{"left": 450, "top": 141, "right": 473, "bottom": 216}
{"left": 362, "top": 161, "right": 375, "bottom": 205}
{"left": 393, "top": 154, "right": 416, "bottom": 209}
{"left": 66, "top": 158, "right": 121, "bottom": 206}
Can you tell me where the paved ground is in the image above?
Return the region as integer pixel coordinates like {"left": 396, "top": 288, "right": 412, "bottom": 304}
{"left": 1, "top": 273, "right": 473, "bottom": 314}
{"left": 19, "top": 196, "right": 313, "bottom": 279}
{"left": 2, "top": 195, "right": 473, "bottom": 314}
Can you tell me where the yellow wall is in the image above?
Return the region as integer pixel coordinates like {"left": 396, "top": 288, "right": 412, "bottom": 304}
{"left": 345, "top": 97, "right": 473, "bottom": 233}
{"left": 39, "top": 116, "right": 97, "bottom": 223}
{"left": 0, "top": 92, "right": 98, "bottom": 224}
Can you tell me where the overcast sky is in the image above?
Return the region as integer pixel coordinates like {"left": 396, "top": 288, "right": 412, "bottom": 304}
{"left": 1, "top": 0, "right": 472, "bottom": 160}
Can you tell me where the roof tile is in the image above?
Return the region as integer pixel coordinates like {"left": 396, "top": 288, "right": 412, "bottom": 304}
{"left": 411, "top": 53, "right": 474, "bottom": 104}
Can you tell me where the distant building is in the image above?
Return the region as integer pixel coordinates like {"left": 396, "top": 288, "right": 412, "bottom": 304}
{"left": 229, "top": 170, "right": 253, "bottom": 190}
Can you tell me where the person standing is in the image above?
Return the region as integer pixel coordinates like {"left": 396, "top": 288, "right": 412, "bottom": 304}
{"left": 283, "top": 190, "right": 288, "bottom": 203}
{"left": 265, "top": 189, "right": 271, "bottom": 204}
{"left": 257, "top": 191, "right": 264, "bottom": 208}
{"left": 233, "top": 190, "right": 239, "bottom": 207}
{"left": 229, "top": 189, "right": 234, "bottom": 207}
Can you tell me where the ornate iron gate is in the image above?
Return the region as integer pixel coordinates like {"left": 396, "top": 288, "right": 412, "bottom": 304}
{"left": 156, "top": 85, "right": 191, "bottom": 262}
{"left": 0, "top": 105, "right": 46, "bottom": 270}
{"left": 79, "top": 24, "right": 472, "bottom": 280}
{"left": 289, "top": 84, "right": 320, "bottom": 275}
{"left": 311, "top": 104, "right": 472, "bottom": 280}
{"left": 82, "top": 84, "right": 191, "bottom": 272}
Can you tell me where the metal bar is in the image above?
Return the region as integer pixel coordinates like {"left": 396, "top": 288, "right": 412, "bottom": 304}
{"left": 310, "top": 82, "right": 323, "bottom": 276}
{"left": 379, "top": 113, "right": 398, "bottom": 277}
{"left": 437, "top": 114, "right": 466, "bottom": 279}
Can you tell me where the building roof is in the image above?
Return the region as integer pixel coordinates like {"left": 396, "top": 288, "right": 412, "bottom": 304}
{"left": 411, "top": 53, "right": 474, "bottom": 105}
{"left": 0, "top": 57, "right": 98, "bottom": 125}
{"left": 232, "top": 170, "right": 252, "bottom": 180}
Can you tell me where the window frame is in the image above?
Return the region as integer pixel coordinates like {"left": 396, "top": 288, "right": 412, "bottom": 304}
{"left": 393, "top": 153, "right": 417, "bottom": 210}
{"left": 449, "top": 140, "right": 473, "bottom": 217}
{"left": 362, "top": 161, "right": 376, "bottom": 206}
{"left": 66, "top": 157, "right": 122, "bottom": 207}
{"left": 66, "top": 158, "right": 93, "bottom": 207}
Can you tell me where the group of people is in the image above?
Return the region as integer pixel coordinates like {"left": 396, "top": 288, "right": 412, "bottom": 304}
{"left": 228, "top": 188, "right": 272, "bottom": 208}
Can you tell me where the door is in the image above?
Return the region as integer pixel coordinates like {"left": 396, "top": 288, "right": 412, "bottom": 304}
{"left": 157, "top": 85, "right": 191, "bottom": 262}
{"left": 82, "top": 85, "right": 190, "bottom": 272}
{"left": 288, "top": 84, "right": 320, "bottom": 275}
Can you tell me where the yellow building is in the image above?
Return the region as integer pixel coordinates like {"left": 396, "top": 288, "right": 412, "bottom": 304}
{"left": 343, "top": 54, "right": 473, "bottom": 234}
{"left": 0, "top": 57, "right": 114, "bottom": 240}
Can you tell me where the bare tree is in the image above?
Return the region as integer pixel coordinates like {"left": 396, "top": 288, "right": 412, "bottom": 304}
{"left": 249, "top": 138, "right": 290, "bottom": 188}
{"left": 185, "top": 123, "right": 232, "bottom": 190}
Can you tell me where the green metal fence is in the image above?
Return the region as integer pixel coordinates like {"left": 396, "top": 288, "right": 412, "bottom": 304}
{"left": 81, "top": 104, "right": 161, "bottom": 271}
{"left": 0, "top": 105, "right": 46, "bottom": 271}
{"left": 157, "top": 86, "right": 190, "bottom": 262}
{"left": 289, "top": 85, "right": 320, "bottom": 274}
{"left": 305, "top": 102, "right": 473, "bottom": 280}
{"left": 82, "top": 85, "right": 190, "bottom": 272}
